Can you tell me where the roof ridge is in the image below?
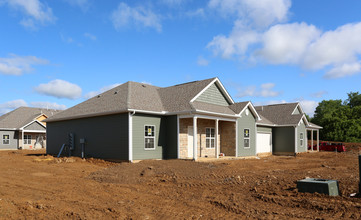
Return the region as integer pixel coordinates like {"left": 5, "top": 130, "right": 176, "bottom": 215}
{"left": 163, "top": 77, "right": 216, "bottom": 89}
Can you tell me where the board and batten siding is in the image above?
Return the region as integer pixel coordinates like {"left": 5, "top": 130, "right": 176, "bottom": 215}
{"left": 237, "top": 107, "right": 257, "bottom": 156}
{"left": 297, "top": 120, "right": 307, "bottom": 153}
{"left": 0, "top": 130, "right": 18, "bottom": 150}
{"left": 273, "top": 127, "right": 295, "bottom": 155}
{"left": 195, "top": 83, "right": 230, "bottom": 106}
{"left": 24, "top": 121, "right": 45, "bottom": 131}
{"left": 46, "top": 113, "right": 129, "bottom": 160}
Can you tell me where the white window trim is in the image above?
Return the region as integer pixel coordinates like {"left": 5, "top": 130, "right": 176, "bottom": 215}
{"left": 2, "top": 134, "right": 10, "bottom": 145}
{"left": 144, "top": 125, "right": 156, "bottom": 150}
{"left": 244, "top": 128, "right": 250, "bottom": 149}
{"left": 24, "top": 134, "right": 32, "bottom": 145}
{"left": 300, "top": 132, "right": 304, "bottom": 147}
{"left": 205, "top": 127, "right": 215, "bottom": 149}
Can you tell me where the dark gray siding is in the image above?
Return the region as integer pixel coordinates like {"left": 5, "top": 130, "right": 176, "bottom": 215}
{"left": 0, "top": 130, "right": 18, "bottom": 150}
{"left": 237, "top": 107, "right": 257, "bottom": 156}
{"left": 297, "top": 121, "right": 307, "bottom": 153}
{"left": 165, "top": 115, "right": 178, "bottom": 159}
{"left": 46, "top": 114, "right": 128, "bottom": 160}
{"left": 273, "top": 127, "right": 295, "bottom": 155}
{"left": 132, "top": 114, "right": 165, "bottom": 160}
{"left": 24, "top": 121, "right": 45, "bottom": 131}
{"left": 196, "top": 83, "right": 230, "bottom": 106}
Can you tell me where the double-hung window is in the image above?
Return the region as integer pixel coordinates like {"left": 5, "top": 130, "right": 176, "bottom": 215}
{"left": 24, "top": 135, "right": 31, "bottom": 145}
{"left": 206, "top": 128, "right": 215, "bottom": 149}
{"left": 300, "top": 132, "right": 304, "bottom": 147}
{"left": 3, "top": 135, "right": 9, "bottom": 145}
{"left": 244, "top": 129, "right": 250, "bottom": 148}
{"left": 144, "top": 125, "right": 155, "bottom": 149}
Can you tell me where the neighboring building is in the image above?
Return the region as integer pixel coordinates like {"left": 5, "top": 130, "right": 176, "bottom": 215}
{"left": 45, "top": 77, "right": 321, "bottom": 161}
{"left": 0, "top": 107, "right": 61, "bottom": 150}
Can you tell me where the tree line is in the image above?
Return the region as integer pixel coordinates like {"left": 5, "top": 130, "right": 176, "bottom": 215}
{"left": 311, "top": 92, "right": 361, "bottom": 142}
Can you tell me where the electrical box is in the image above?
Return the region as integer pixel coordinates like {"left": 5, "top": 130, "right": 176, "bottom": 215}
{"left": 297, "top": 178, "right": 339, "bottom": 196}
{"left": 68, "top": 133, "right": 75, "bottom": 150}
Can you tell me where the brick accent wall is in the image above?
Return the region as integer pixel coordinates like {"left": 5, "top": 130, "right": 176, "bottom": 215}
{"left": 219, "top": 121, "right": 236, "bottom": 156}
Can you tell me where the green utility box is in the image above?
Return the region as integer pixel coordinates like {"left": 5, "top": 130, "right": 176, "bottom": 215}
{"left": 297, "top": 178, "right": 339, "bottom": 196}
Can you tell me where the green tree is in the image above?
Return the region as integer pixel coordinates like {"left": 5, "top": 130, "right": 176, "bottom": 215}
{"left": 345, "top": 92, "right": 361, "bottom": 108}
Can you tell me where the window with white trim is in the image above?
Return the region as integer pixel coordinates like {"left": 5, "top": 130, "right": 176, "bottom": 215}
{"left": 3, "top": 134, "right": 10, "bottom": 145}
{"left": 144, "top": 125, "right": 155, "bottom": 149}
{"left": 206, "top": 128, "right": 215, "bottom": 148}
{"left": 244, "top": 129, "right": 250, "bottom": 148}
{"left": 300, "top": 132, "right": 304, "bottom": 147}
{"left": 24, "top": 135, "right": 31, "bottom": 145}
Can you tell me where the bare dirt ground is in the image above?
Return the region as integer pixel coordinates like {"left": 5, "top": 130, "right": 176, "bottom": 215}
{"left": 0, "top": 144, "right": 360, "bottom": 219}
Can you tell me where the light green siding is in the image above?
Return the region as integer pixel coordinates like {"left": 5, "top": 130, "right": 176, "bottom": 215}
{"left": 47, "top": 114, "right": 129, "bottom": 160}
{"left": 196, "top": 83, "right": 230, "bottom": 106}
{"left": 273, "top": 127, "right": 295, "bottom": 155}
{"left": 292, "top": 107, "right": 301, "bottom": 115}
{"left": 24, "top": 121, "right": 45, "bottom": 131}
{"left": 257, "top": 126, "right": 272, "bottom": 133}
{"left": 0, "top": 130, "right": 18, "bottom": 150}
{"left": 237, "top": 107, "right": 257, "bottom": 156}
{"left": 297, "top": 120, "right": 307, "bottom": 153}
{"left": 132, "top": 114, "right": 165, "bottom": 160}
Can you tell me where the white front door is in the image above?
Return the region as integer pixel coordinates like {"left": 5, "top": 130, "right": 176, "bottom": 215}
{"left": 257, "top": 133, "right": 272, "bottom": 153}
{"left": 187, "top": 126, "right": 193, "bottom": 158}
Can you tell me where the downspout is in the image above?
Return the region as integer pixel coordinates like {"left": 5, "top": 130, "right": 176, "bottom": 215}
{"left": 128, "top": 110, "right": 135, "bottom": 162}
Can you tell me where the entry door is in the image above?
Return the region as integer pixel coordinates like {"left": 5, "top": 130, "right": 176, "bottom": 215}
{"left": 257, "top": 133, "right": 272, "bottom": 153}
{"left": 187, "top": 126, "right": 193, "bottom": 158}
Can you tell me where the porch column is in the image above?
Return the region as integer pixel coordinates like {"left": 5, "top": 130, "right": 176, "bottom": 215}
{"left": 215, "top": 119, "right": 219, "bottom": 159}
{"left": 311, "top": 129, "right": 314, "bottom": 152}
{"left": 317, "top": 129, "right": 319, "bottom": 151}
{"left": 21, "top": 130, "right": 24, "bottom": 149}
{"left": 193, "top": 116, "right": 197, "bottom": 161}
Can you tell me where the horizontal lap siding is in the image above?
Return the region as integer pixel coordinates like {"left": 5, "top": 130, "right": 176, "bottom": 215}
{"left": 46, "top": 114, "right": 128, "bottom": 160}
{"left": 297, "top": 122, "right": 307, "bottom": 153}
{"left": 196, "top": 83, "right": 229, "bottom": 106}
{"left": 132, "top": 114, "right": 165, "bottom": 160}
{"left": 24, "top": 121, "right": 45, "bottom": 131}
{"left": 237, "top": 107, "right": 256, "bottom": 156}
{"left": 0, "top": 130, "right": 18, "bottom": 150}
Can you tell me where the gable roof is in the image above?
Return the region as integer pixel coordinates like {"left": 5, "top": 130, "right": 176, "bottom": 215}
{"left": 0, "top": 107, "right": 61, "bottom": 130}
{"left": 255, "top": 103, "right": 308, "bottom": 126}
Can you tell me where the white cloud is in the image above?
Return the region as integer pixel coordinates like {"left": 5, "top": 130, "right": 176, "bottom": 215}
{"left": 0, "top": 99, "right": 27, "bottom": 115}
{"left": 30, "top": 101, "right": 67, "bottom": 110}
{"left": 237, "top": 83, "right": 281, "bottom": 98}
{"left": 208, "top": 0, "right": 291, "bottom": 28}
{"left": 324, "top": 62, "right": 361, "bottom": 79}
{"left": 84, "top": 32, "right": 96, "bottom": 40}
{"left": 84, "top": 83, "right": 121, "bottom": 100}
{"left": 111, "top": 2, "right": 162, "bottom": 32}
{"left": 310, "top": 91, "right": 328, "bottom": 98}
{"left": 186, "top": 8, "right": 205, "bottom": 18}
{"left": 4, "top": 0, "right": 56, "bottom": 28}
{"left": 298, "top": 99, "right": 319, "bottom": 117}
{"left": 161, "top": 0, "right": 186, "bottom": 6}
{"left": 0, "top": 54, "right": 49, "bottom": 75}
{"left": 254, "top": 100, "right": 287, "bottom": 107}
{"left": 35, "top": 79, "right": 82, "bottom": 99}
{"left": 197, "top": 56, "right": 209, "bottom": 66}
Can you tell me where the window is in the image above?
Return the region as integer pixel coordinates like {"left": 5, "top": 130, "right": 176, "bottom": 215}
{"left": 244, "top": 129, "right": 250, "bottom": 148}
{"left": 300, "top": 132, "right": 304, "bottom": 147}
{"left": 206, "top": 128, "right": 215, "bottom": 148}
{"left": 24, "top": 135, "right": 31, "bottom": 145}
{"left": 3, "top": 135, "right": 9, "bottom": 145}
{"left": 144, "top": 125, "right": 155, "bottom": 149}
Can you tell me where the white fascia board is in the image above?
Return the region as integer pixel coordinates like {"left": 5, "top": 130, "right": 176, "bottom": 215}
{"left": 179, "top": 113, "right": 237, "bottom": 122}
{"left": 238, "top": 102, "right": 261, "bottom": 121}
{"left": 0, "top": 128, "right": 17, "bottom": 131}
{"left": 194, "top": 109, "right": 239, "bottom": 119}
{"left": 297, "top": 115, "right": 310, "bottom": 127}
{"left": 190, "top": 78, "right": 235, "bottom": 104}
{"left": 294, "top": 103, "right": 305, "bottom": 115}
{"left": 20, "top": 120, "right": 46, "bottom": 130}
{"left": 22, "top": 130, "right": 46, "bottom": 133}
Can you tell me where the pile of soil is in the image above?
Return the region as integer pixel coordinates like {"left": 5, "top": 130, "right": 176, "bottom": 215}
{"left": 0, "top": 145, "right": 360, "bottom": 219}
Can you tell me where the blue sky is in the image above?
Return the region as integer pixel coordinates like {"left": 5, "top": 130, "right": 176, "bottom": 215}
{"left": 1, "top": 0, "right": 361, "bottom": 116}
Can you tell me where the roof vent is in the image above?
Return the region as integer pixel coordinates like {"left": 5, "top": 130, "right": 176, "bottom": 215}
{"left": 114, "top": 91, "right": 118, "bottom": 94}
{"left": 97, "top": 95, "right": 101, "bottom": 98}
{"left": 142, "top": 84, "right": 146, "bottom": 87}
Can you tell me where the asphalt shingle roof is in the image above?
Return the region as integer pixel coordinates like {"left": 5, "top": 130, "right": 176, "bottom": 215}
{"left": 255, "top": 103, "right": 303, "bottom": 126}
{"left": 0, "top": 107, "right": 61, "bottom": 129}
{"left": 228, "top": 102, "right": 249, "bottom": 114}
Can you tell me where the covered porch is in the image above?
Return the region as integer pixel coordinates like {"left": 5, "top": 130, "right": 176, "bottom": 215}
{"left": 306, "top": 122, "right": 322, "bottom": 152}
{"left": 178, "top": 115, "right": 237, "bottom": 160}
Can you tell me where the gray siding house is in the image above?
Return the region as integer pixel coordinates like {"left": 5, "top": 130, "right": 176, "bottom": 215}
{"left": 0, "top": 107, "right": 61, "bottom": 150}
{"left": 45, "top": 77, "right": 321, "bottom": 161}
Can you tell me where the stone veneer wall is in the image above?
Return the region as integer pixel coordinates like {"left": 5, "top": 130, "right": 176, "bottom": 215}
{"left": 219, "top": 121, "right": 236, "bottom": 156}
{"left": 179, "top": 118, "right": 221, "bottom": 159}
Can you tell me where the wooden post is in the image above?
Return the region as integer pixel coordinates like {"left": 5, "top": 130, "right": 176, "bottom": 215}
{"left": 215, "top": 119, "right": 219, "bottom": 159}
{"left": 193, "top": 117, "right": 197, "bottom": 161}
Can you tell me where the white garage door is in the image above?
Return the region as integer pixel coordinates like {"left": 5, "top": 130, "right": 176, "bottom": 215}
{"left": 257, "top": 133, "right": 272, "bottom": 153}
